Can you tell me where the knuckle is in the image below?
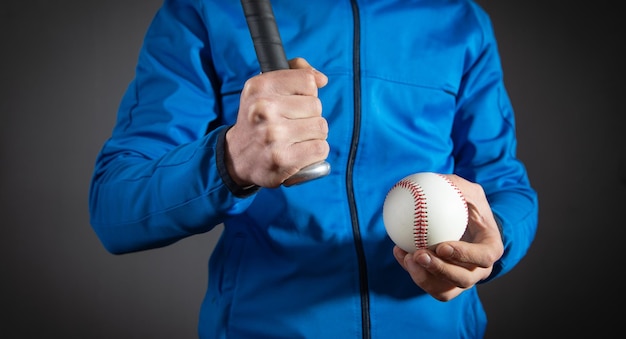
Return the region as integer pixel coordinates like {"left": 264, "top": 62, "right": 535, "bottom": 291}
{"left": 242, "top": 76, "right": 263, "bottom": 96}
{"left": 248, "top": 98, "right": 278, "bottom": 124}
{"left": 264, "top": 123, "right": 284, "bottom": 143}
{"left": 315, "top": 116, "right": 329, "bottom": 134}
{"left": 470, "top": 181, "right": 486, "bottom": 198}
{"left": 314, "top": 98, "right": 324, "bottom": 116}
{"left": 313, "top": 139, "right": 330, "bottom": 157}
{"left": 269, "top": 148, "right": 292, "bottom": 171}
{"left": 301, "top": 70, "right": 319, "bottom": 91}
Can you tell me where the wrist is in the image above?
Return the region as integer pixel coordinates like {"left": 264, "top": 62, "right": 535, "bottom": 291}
{"left": 216, "top": 127, "right": 260, "bottom": 197}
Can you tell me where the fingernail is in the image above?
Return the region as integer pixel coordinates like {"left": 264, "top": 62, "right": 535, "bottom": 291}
{"left": 438, "top": 244, "right": 454, "bottom": 257}
{"left": 416, "top": 253, "right": 431, "bottom": 267}
{"left": 403, "top": 253, "right": 412, "bottom": 266}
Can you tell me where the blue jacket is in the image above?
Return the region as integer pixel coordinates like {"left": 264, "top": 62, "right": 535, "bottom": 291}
{"left": 89, "top": 0, "right": 539, "bottom": 337}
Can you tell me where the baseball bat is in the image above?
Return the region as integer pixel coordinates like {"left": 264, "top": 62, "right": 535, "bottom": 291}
{"left": 240, "top": 0, "right": 330, "bottom": 186}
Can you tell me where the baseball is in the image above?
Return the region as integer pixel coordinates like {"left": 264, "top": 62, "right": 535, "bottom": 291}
{"left": 383, "top": 172, "right": 468, "bottom": 252}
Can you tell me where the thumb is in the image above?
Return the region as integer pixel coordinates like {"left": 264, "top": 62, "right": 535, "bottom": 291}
{"left": 289, "top": 57, "right": 328, "bottom": 88}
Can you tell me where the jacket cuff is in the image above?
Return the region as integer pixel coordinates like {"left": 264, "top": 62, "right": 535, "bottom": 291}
{"left": 216, "top": 126, "right": 261, "bottom": 197}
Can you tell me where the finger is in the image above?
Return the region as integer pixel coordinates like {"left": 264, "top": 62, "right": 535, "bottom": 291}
{"left": 435, "top": 240, "right": 501, "bottom": 270}
{"left": 278, "top": 95, "right": 324, "bottom": 120}
{"left": 418, "top": 246, "right": 494, "bottom": 289}
{"left": 256, "top": 97, "right": 327, "bottom": 144}
{"left": 262, "top": 95, "right": 327, "bottom": 141}
{"left": 404, "top": 251, "right": 465, "bottom": 300}
{"left": 404, "top": 251, "right": 430, "bottom": 284}
{"left": 259, "top": 120, "right": 328, "bottom": 172}
{"left": 288, "top": 57, "right": 312, "bottom": 69}
{"left": 252, "top": 69, "right": 324, "bottom": 100}
{"left": 284, "top": 117, "right": 328, "bottom": 143}
{"left": 240, "top": 92, "right": 324, "bottom": 129}
{"left": 393, "top": 246, "right": 409, "bottom": 270}
{"left": 283, "top": 138, "right": 329, "bottom": 169}
{"left": 289, "top": 57, "right": 329, "bottom": 88}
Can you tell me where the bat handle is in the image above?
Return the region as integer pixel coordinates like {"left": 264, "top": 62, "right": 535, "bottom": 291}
{"left": 282, "top": 161, "right": 331, "bottom": 187}
{"left": 241, "top": 0, "right": 330, "bottom": 186}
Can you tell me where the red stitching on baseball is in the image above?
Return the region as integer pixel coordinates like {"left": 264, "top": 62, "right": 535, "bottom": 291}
{"left": 394, "top": 179, "right": 428, "bottom": 250}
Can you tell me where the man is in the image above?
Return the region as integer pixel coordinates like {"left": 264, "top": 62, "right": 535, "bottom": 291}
{"left": 89, "top": 0, "right": 538, "bottom": 337}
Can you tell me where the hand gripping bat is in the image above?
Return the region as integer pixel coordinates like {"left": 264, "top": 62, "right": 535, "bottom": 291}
{"left": 240, "top": 0, "right": 331, "bottom": 186}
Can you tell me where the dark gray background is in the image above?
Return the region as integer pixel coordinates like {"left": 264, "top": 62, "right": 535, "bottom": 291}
{"left": 1, "top": 1, "right": 622, "bottom": 338}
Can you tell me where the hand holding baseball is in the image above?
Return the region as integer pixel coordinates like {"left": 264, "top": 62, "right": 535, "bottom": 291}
{"left": 392, "top": 174, "right": 504, "bottom": 301}
{"left": 225, "top": 58, "right": 329, "bottom": 188}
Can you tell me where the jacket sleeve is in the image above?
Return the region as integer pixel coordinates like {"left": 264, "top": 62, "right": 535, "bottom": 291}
{"left": 88, "top": 0, "right": 256, "bottom": 254}
{"left": 452, "top": 5, "right": 539, "bottom": 281}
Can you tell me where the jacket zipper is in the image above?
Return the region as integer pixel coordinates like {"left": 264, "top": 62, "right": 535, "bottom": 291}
{"left": 347, "top": 1, "right": 370, "bottom": 338}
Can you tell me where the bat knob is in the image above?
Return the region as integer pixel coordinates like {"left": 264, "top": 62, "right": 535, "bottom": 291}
{"left": 282, "top": 161, "right": 331, "bottom": 187}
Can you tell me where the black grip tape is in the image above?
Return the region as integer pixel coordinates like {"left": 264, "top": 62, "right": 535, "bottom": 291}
{"left": 241, "top": 0, "right": 289, "bottom": 72}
